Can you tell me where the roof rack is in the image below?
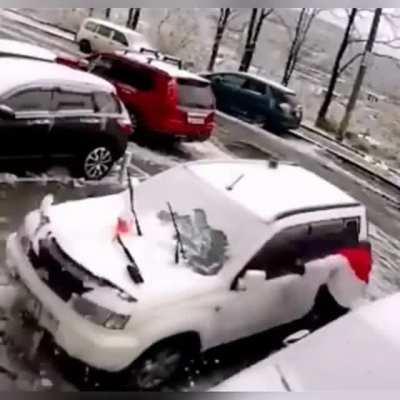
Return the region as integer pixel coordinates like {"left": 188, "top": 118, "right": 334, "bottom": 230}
{"left": 139, "top": 48, "right": 160, "bottom": 59}
{"left": 161, "top": 55, "right": 183, "bottom": 69}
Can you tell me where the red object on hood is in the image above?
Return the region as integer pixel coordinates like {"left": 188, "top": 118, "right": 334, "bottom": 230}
{"left": 115, "top": 217, "right": 133, "bottom": 237}
{"left": 340, "top": 244, "right": 373, "bottom": 284}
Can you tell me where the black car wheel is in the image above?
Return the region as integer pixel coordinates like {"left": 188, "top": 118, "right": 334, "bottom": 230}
{"left": 79, "top": 39, "right": 92, "bottom": 54}
{"left": 128, "top": 110, "right": 139, "bottom": 134}
{"left": 81, "top": 146, "right": 115, "bottom": 180}
{"left": 128, "top": 343, "right": 187, "bottom": 391}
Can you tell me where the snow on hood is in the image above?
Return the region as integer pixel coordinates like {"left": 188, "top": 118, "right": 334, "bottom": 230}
{"left": 26, "top": 166, "right": 268, "bottom": 305}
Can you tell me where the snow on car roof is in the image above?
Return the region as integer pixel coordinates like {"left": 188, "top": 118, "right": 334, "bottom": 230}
{"left": 122, "top": 52, "right": 209, "bottom": 82}
{"left": 214, "top": 293, "right": 400, "bottom": 391}
{"left": 0, "top": 57, "right": 115, "bottom": 95}
{"left": 0, "top": 39, "right": 56, "bottom": 61}
{"left": 188, "top": 160, "right": 359, "bottom": 223}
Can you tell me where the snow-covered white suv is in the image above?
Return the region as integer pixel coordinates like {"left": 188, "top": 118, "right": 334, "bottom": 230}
{"left": 5, "top": 160, "right": 372, "bottom": 390}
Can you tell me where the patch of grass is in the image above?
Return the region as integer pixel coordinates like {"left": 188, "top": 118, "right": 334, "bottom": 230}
{"left": 315, "top": 117, "right": 338, "bottom": 135}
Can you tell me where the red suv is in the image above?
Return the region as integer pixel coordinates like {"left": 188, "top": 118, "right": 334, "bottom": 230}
{"left": 59, "top": 50, "right": 216, "bottom": 142}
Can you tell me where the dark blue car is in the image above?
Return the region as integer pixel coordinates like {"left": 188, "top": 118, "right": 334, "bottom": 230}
{"left": 202, "top": 71, "right": 303, "bottom": 132}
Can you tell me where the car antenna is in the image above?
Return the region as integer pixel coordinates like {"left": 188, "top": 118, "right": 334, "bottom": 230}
{"left": 116, "top": 234, "right": 144, "bottom": 285}
{"left": 127, "top": 170, "right": 143, "bottom": 237}
{"left": 226, "top": 174, "right": 245, "bottom": 192}
{"left": 167, "top": 202, "right": 186, "bottom": 264}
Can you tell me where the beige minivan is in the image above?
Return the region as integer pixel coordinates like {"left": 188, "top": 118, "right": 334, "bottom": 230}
{"left": 76, "top": 17, "right": 153, "bottom": 54}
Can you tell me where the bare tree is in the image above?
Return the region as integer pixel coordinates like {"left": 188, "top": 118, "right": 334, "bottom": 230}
{"left": 127, "top": 8, "right": 141, "bottom": 30}
{"left": 338, "top": 8, "right": 383, "bottom": 140}
{"left": 316, "top": 8, "right": 358, "bottom": 127}
{"left": 239, "top": 8, "right": 274, "bottom": 72}
{"left": 207, "top": 8, "right": 232, "bottom": 71}
{"left": 282, "top": 8, "right": 319, "bottom": 86}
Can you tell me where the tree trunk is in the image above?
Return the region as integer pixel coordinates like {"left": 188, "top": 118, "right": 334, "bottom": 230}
{"left": 208, "top": 8, "right": 231, "bottom": 71}
{"left": 131, "top": 8, "right": 141, "bottom": 30}
{"left": 316, "top": 8, "right": 358, "bottom": 127}
{"left": 337, "top": 8, "right": 382, "bottom": 141}
{"left": 127, "top": 8, "right": 134, "bottom": 27}
{"left": 239, "top": 8, "right": 258, "bottom": 72}
{"left": 282, "top": 9, "right": 306, "bottom": 86}
{"left": 105, "top": 8, "right": 111, "bottom": 19}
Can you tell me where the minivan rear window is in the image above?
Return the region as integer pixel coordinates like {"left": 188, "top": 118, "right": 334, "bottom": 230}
{"left": 177, "top": 79, "right": 214, "bottom": 110}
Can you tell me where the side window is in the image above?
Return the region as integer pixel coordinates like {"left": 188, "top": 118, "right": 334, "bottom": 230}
{"left": 245, "top": 217, "right": 361, "bottom": 280}
{"left": 85, "top": 21, "right": 98, "bottom": 33}
{"left": 97, "top": 25, "right": 113, "bottom": 38}
{"left": 94, "top": 92, "right": 121, "bottom": 113}
{"left": 242, "top": 79, "right": 267, "bottom": 95}
{"left": 246, "top": 225, "right": 308, "bottom": 279}
{"left": 53, "top": 91, "right": 95, "bottom": 112}
{"left": 5, "top": 89, "right": 52, "bottom": 112}
{"left": 220, "top": 74, "right": 247, "bottom": 88}
{"left": 112, "top": 62, "right": 154, "bottom": 91}
{"left": 112, "top": 30, "right": 129, "bottom": 46}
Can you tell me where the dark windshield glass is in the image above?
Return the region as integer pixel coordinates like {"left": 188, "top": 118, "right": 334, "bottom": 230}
{"left": 177, "top": 78, "right": 214, "bottom": 109}
{"left": 158, "top": 207, "right": 229, "bottom": 276}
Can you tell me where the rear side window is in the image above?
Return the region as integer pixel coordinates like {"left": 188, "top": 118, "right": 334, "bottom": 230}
{"left": 85, "top": 21, "right": 98, "bottom": 32}
{"left": 113, "top": 31, "right": 129, "bottom": 46}
{"left": 5, "top": 89, "right": 52, "bottom": 111}
{"left": 271, "top": 87, "right": 298, "bottom": 106}
{"left": 97, "top": 25, "right": 113, "bottom": 38}
{"left": 218, "top": 74, "right": 246, "bottom": 88}
{"left": 177, "top": 79, "right": 214, "bottom": 109}
{"left": 94, "top": 92, "right": 121, "bottom": 113}
{"left": 53, "top": 91, "right": 95, "bottom": 111}
{"left": 243, "top": 79, "right": 267, "bottom": 95}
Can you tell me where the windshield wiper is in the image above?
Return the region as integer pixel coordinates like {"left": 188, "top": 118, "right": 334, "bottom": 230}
{"left": 226, "top": 174, "right": 245, "bottom": 192}
{"left": 167, "top": 202, "right": 186, "bottom": 264}
{"left": 127, "top": 170, "right": 143, "bottom": 236}
{"left": 116, "top": 234, "right": 144, "bottom": 285}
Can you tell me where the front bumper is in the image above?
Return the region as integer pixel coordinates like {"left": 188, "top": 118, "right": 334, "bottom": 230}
{"left": 5, "top": 233, "right": 141, "bottom": 372}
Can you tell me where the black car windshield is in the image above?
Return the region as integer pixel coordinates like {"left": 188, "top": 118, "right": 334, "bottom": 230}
{"left": 177, "top": 78, "right": 215, "bottom": 109}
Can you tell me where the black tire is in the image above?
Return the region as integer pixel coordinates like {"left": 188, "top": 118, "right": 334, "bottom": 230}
{"left": 76, "top": 145, "right": 115, "bottom": 181}
{"left": 127, "top": 342, "right": 189, "bottom": 391}
{"left": 128, "top": 110, "right": 140, "bottom": 135}
{"left": 79, "top": 39, "right": 92, "bottom": 54}
{"left": 305, "top": 285, "right": 349, "bottom": 332}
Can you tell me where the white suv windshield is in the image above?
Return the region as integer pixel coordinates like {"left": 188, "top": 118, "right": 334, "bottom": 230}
{"left": 135, "top": 166, "right": 267, "bottom": 277}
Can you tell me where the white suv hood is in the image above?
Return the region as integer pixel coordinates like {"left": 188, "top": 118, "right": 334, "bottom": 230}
{"left": 25, "top": 191, "right": 223, "bottom": 304}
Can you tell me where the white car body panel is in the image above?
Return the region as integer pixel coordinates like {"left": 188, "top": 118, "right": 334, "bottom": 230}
{"left": 5, "top": 160, "right": 369, "bottom": 372}
{"left": 212, "top": 293, "right": 400, "bottom": 391}
{"left": 77, "top": 18, "right": 153, "bottom": 54}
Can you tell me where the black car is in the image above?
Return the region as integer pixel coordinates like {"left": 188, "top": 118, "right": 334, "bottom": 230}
{"left": 202, "top": 71, "right": 303, "bottom": 132}
{"left": 0, "top": 57, "right": 132, "bottom": 180}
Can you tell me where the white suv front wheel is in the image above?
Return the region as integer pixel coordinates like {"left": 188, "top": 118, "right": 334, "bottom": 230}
{"left": 130, "top": 344, "right": 186, "bottom": 390}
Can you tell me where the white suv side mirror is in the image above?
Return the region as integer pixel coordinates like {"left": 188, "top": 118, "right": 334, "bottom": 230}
{"left": 237, "top": 270, "right": 267, "bottom": 292}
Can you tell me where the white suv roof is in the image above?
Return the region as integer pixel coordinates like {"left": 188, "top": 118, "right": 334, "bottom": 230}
{"left": 119, "top": 51, "right": 209, "bottom": 82}
{"left": 0, "top": 57, "right": 115, "bottom": 95}
{"left": 187, "top": 160, "right": 359, "bottom": 223}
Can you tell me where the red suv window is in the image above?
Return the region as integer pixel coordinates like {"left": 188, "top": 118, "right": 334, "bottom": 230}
{"left": 177, "top": 78, "right": 214, "bottom": 110}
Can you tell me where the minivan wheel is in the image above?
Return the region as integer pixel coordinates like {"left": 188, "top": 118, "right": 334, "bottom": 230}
{"left": 82, "top": 146, "right": 114, "bottom": 180}
{"left": 129, "top": 344, "right": 186, "bottom": 390}
{"left": 79, "top": 39, "right": 92, "bottom": 54}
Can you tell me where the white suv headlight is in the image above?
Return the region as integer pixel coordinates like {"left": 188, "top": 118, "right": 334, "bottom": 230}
{"left": 72, "top": 296, "right": 130, "bottom": 330}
